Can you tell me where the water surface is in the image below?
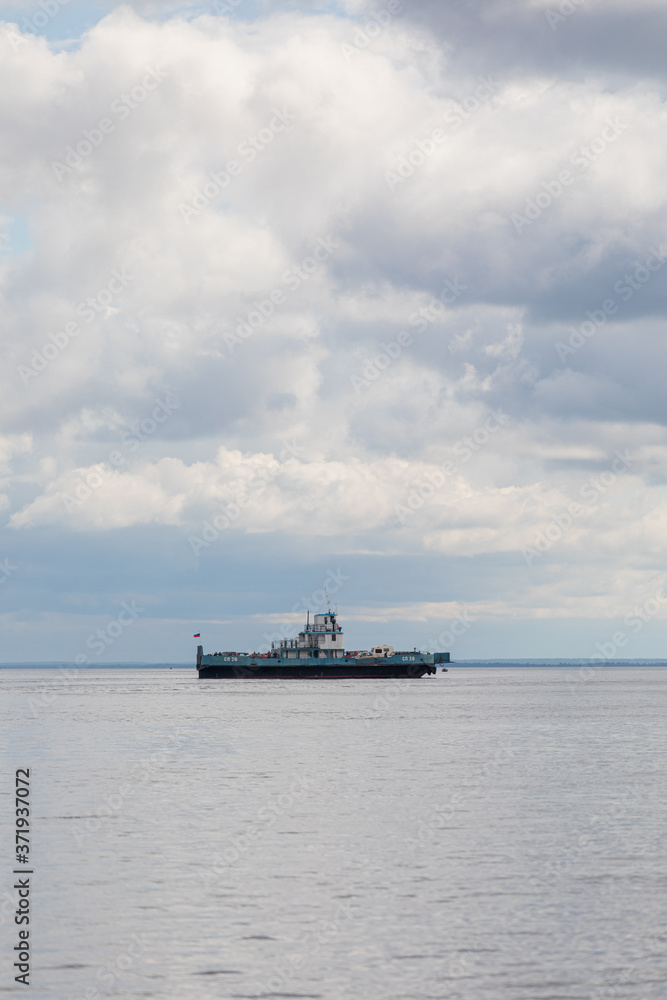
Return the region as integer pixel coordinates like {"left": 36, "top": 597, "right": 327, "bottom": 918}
{"left": 2, "top": 667, "right": 666, "bottom": 999}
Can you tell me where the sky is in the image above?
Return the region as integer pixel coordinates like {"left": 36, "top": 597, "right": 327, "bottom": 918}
{"left": 1, "top": 0, "right": 667, "bottom": 663}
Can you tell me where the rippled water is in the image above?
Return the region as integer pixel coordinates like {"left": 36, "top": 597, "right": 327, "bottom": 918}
{"left": 2, "top": 667, "right": 667, "bottom": 999}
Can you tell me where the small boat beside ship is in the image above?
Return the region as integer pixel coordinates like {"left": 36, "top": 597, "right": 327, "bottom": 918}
{"left": 197, "top": 609, "right": 449, "bottom": 679}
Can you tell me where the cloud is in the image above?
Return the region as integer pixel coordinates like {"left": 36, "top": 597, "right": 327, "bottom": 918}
{"left": 356, "top": 0, "right": 667, "bottom": 83}
{"left": 1, "top": 1, "right": 667, "bottom": 658}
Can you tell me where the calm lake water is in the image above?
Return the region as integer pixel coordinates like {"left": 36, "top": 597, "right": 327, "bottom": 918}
{"left": 2, "top": 667, "right": 666, "bottom": 999}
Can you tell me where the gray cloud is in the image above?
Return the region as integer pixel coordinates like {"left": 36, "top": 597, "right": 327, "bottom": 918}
{"left": 1, "top": 1, "right": 667, "bottom": 660}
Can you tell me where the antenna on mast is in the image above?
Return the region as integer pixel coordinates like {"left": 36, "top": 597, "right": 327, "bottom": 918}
{"left": 325, "top": 587, "right": 331, "bottom": 613}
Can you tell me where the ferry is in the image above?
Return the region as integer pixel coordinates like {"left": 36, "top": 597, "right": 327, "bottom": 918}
{"left": 197, "top": 609, "right": 449, "bottom": 678}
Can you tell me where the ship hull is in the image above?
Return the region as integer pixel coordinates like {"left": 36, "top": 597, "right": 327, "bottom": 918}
{"left": 198, "top": 661, "right": 439, "bottom": 679}
{"left": 197, "top": 647, "right": 448, "bottom": 679}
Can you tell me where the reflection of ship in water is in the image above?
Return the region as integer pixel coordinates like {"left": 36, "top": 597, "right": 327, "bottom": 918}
{"left": 197, "top": 609, "right": 449, "bottom": 679}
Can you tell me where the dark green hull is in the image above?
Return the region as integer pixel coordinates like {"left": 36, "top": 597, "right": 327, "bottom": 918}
{"left": 197, "top": 647, "right": 448, "bottom": 679}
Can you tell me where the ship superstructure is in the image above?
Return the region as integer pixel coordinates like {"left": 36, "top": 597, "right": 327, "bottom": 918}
{"left": 275, "top": 610, "right": 345, "bottom": 660}
{"left": 197, "top": 609, "right": 449, "bottom": 678}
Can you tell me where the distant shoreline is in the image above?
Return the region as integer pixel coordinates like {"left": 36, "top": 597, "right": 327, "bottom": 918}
{"left": 3, "top": 661, "right": 667, "bottom": 669}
